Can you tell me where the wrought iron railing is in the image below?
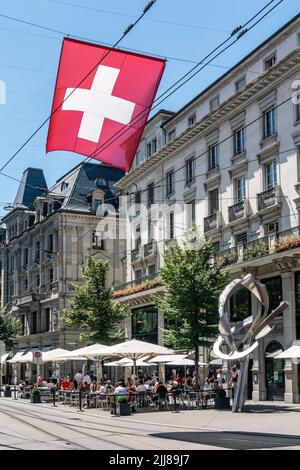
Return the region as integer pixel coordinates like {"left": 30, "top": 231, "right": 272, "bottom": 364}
{"left": 228, "top": 200, "right": 246, "bottom": 222}
{"left": 257, "top": 186, "right": 278, "bottom": 211}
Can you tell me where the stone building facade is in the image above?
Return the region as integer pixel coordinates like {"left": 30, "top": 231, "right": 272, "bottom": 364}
{"left": 0, "top": 162, "right": 125, "bottom": 382}
{"left": 114, "top": 14, "right": 300, "bottom": 402}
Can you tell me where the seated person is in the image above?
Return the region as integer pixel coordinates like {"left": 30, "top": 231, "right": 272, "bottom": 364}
{"left": 114, "top": 381, "right": 127, "bottom": 395}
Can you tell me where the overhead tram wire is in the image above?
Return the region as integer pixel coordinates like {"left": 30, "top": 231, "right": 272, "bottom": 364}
{"left": 0, "top": 83, "right": 294, "bottom": 210}
{"left": 0, "top": 0, "right": 286, "bottom": 200}
{"left": 0, "top": 0, "right": 282, "bottom": 176}
{"left": 88, "top": 0, "right": 285, "bottom": 164}
{"left": 0, "top": 0, "right": 158, "bottom": 175}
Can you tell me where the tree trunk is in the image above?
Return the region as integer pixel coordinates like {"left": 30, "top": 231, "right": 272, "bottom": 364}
{"left": 194, "top": 343, "right": 200, "bottom": 389}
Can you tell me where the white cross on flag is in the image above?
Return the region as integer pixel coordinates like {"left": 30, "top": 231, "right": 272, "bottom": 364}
{"left": 46, "top": 38, "right": 165, "bottom": 171}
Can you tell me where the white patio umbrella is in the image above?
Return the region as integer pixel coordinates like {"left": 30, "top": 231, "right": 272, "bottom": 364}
{"left": 117, "top": 357, "right": 156, "bottom": 367}
{"left": 275, "top": 342, "right": 300, "bottom": 359}
{"left": 42, "top": 348, "right": 71, "bottom": 362}
{"left": 148, "top": 354, "right": 186, "bottom": 364}
{"left": 56, "top": 344, "right": 113, "bottom": 380}
{"left": 108, "top": 339, "right": 174, "bottom": 378}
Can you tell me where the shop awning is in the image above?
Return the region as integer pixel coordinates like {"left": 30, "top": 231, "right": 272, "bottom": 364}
{"left": 275, "top": 342, "right": 300, "bottom": 359}
{"left": 7, "top": 350, "right": 26, "bottom": 363}
{"left": 0, "top": 353, "right": 9, "bottom": 364}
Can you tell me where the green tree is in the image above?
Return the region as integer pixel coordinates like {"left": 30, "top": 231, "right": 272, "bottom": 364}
{"left": 0, "top": 308, "right": 20, "bottom": 349}
{"left": 154, "top": 229, "right": 228, "bottom": 377}
{"left": 63, "top": 257, "right": 127, "bottom": 344}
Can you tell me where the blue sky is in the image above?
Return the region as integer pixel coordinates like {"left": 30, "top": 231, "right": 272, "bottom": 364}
{"left": 0, "top": 0, "right": 299, "bottom": 214}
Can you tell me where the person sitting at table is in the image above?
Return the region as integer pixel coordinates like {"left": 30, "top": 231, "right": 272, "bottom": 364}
{"left": 36, "top": 375, "right": 44, "bottom": 387}
{"left": 90, "top": 380, "right": 98, "bottom": 392}
{"left": 60, "top": 376, "right": 70, "bottom": 391}
{"left": 136, "top": 379, "right": 147, "bottom": 393}
{"left": 104, "top": 380, "right": 114, "bottom": 394}
{"left": 114, "top": 381, "right": 127, "bottom": 395}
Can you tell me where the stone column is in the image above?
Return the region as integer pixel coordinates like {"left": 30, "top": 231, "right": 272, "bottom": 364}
{"left": 281, "top": 272, "right": 299, "bottom": 403}
{"left": 251, "top": 295, "right": 266, "bottom": 401}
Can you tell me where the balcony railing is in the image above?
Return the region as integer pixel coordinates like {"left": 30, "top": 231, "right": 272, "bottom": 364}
{"left": 257, "top": 186, "right": 280, "bottom": 211}
{"left": 131, "top": 248, "right": 141, "bottom": 263}
{"left": 214, "top": 225, "right": 300, "bottom": 268}
{"left": 113, "top": 272, "right": 160, "bottom": 292}
{"left": 204, "top": 211, "right": 222, "bottom": 233}
{"left": 228, "top": 200, "right": 248, "bottom": 222}
{"left": 143, "top": 241, "right": 157, "bottom": 258}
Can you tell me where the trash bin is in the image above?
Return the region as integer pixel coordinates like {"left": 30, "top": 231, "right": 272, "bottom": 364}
{"left": 215, "top": 396, "right": 231, "bottom": 409}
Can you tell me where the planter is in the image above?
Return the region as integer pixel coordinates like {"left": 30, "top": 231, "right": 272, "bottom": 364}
{"left": 31, "top": 394, "right": 41, "bottom": 403}
{"left": 4, "top": 390, "right": 11, "bottom": 397}
{"left": 215, "top": 396, "right": 231, "bottom": 410}
{"left": 116, "top": 402, "right": 131, "bottom": 416}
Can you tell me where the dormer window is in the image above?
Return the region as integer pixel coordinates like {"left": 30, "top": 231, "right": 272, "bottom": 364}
{"left": 90, "top": 188, "right": 105, "bottom": 214}
{"left": 61, "top": 181, "right": 69, "bottom": 191}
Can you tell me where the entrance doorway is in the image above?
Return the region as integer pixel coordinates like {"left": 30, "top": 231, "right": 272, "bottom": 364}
{"left": 265, "top": 341, "right": 284, "bottom": 401}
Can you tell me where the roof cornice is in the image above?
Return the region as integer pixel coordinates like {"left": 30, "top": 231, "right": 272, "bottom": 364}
{"left": 117, "top": 48, "right": 300, "bottom": 189}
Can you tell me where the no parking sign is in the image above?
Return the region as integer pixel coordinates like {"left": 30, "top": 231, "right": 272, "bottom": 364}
{"left": 32, "top": 350, "right": 43, "bottom": 364}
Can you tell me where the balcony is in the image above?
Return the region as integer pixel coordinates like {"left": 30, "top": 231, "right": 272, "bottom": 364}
{"left": 17, "top": 292, "right": 40, "bottom": 307}
{"left": 143, "top": 241, "right": 157, "bottom": 258}
{"left": 257, "top": 186, "right": 281, "bottom": 213}
{"left": 228, "top": 200, "right": 249, "bottom": 223}
{"left": 131, "top": 248, "right": 141, "bottom": 263}
{"left": 113, "top": 272, "right": 162, "bottom": 299}
{"left": 204, "top": 211, "right": 222, "bottom": 233}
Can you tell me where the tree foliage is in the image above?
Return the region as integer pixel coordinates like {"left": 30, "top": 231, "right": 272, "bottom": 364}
{"left": 63, "top": 257, "right": 127, "bottom": 344}
{"left": 0, "top": 308, "right": 20, "bottom": 349}
{"left": 154, "top": 229, "right": 228, "bottom": 370}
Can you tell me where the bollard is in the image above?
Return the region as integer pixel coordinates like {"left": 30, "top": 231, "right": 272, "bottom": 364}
{"left": 13, "top": 386, "right": 17, "bottom": 400}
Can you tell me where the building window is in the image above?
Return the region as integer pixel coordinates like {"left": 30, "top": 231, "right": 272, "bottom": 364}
{"left": 152, "top": 138, "right": 157, "bottom": 154}
{"left": 235, "top": 231, "right": 247, "bottom": 245}
{"left": 188, "top": 114, "right": 196, "bottom": 126}
{"left": 147, "top": 182, "right": 154, "bottom": 207}
{"left": 169, "top": 211, "right": 174, "bottom": 239}
{"left": 60, "top": 181, "right": 69, "bottom": 191}
{"left": 148, "top": 264, "right": 156, "bottom": 276}
{"left": 208, "top": 144, "right": 219, "bottom": 170}
{"left": 168, "top": 129, "right": 176, "bottom": 142}
{"left": 186, "top": 157, "right": 195, "bottom": 184}
{"left": 135, "top": 225, "right": 141, "bottom": 249}
{"left": 48, "top": 234, "right": 53, "bottom": 253}
{"left": 135, "top": 150, "right": 140, "bottom": 166}
{"left": 31, "top": 312, "right": 37, "bottom": 335}
{"left": 131, "top": 305, "right": 158, "bottom": 344}
{"left": 295, "top": 103, "right": 300, "bottom": 123}
{"left": 235, "top": 75, "right": 246, "bottom": 92}
{"left": 24, "top": 278, "right": 28, "bottom": 292}
{"left": 36, "top": 274, "right": 40, "bottom": 288}
{"left": 134, "top": 268, "right": 143, "bottom": 280}
{"left": 147, "top": 218, "right": 154, "bottom": 242}
{"left": 92, "top": 198, "right": 103, "bottom": 214}
{"left": 208, "top": 188, "right": 219, "bottom": 215}
{"left": 45, "top": 308, "right": 50, "bottom": 332}
{"left": 92, "top": 231, "right": 104, "bottom": 249}
{"left": 187, "top": 200, "right": 196, "bottom": 228}
{"left": 236, "top": 176, "right": 246, "bottom": 202}
{"left": 209, "top": 95, "right": 220, "bottom": 111}
{"left": 166, "top": 170, "right": 175, "bottom": 196}
{"left": 264, "top": 53, "right": 276, "bottom": 70}
{"left": 263, "top": 108, "right": 276, "bottom": 138}
{"left": 49, "top": 268, "right": 54, "bottom": 284}
{"left": 266, "top": 221, "right": 279, "bottom": 234}
{"left": 233, "top": 127, "right": 245, "bottom": 155}
{"left": 135, "top": 190, "right": 141, "bottom": 215}
{"left": 23, "top": 248, "right": 28, "bottom": 267}
{"left": 35, "top": 241, "right": 40, "bottom": 262}
{"left": 20, "top": 315, "right": 25, "bottom": 336}
{"left": 265, "top": 161, "right": 277, "bottom": 190}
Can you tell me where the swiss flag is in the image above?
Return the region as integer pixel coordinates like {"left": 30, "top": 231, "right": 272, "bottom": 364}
{"left": 46, "top": 38, "right": 165, "bottom": 171}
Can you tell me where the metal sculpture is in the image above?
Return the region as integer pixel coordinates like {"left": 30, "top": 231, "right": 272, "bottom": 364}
{"left": 213, "top": 273, "right": 288, "bottom": 412}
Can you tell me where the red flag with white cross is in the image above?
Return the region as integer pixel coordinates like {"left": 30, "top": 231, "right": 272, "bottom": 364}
{"left": 46, "top": 38, "right": 165, "bottom": 171}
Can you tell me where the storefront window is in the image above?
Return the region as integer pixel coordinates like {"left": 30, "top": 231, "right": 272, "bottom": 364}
{"left": 131, "top": 305, "right": 158, "bottom": 344}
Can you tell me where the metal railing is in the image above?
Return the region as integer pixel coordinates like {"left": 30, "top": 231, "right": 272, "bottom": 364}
{"left": 257, "top": 186, "right": 279, "bottom": 211}
{"left": 114, "top": 272, "right": 160, "bottom": 292}
{"left": 228, "top": 200, "right": 247, "bottom": 222}
{"left": 131, "top": 248, "right": 140, "bottom": 263}
{"left": 204, "top": 213, "right": 217, "bottom": 232}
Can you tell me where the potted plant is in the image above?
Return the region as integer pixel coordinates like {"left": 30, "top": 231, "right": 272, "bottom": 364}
{"left": 4, "top": 385, "right": 11, "bottom": 397}
{"left": 116, "top": 395, "right": 131, "bottom": 416}
{"left": 31, "top": 387, "right": 41, "bottom": 404}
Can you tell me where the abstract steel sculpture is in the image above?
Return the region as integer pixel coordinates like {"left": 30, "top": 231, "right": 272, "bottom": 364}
{"left": 213, "top": 273, "right": 288, "bottom": 412}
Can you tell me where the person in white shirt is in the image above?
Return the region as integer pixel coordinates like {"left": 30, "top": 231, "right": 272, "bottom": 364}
{"left": 82, "top": 373, "right": 91, "bottom": 385}
{"left": 114, "top": 381, "right": 127, "bottom": 395}
{"left": 74, "top": 370, "right": 83, "bottom": 389}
